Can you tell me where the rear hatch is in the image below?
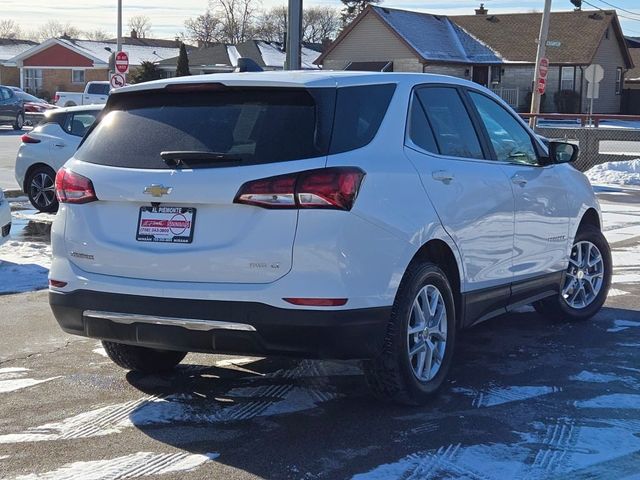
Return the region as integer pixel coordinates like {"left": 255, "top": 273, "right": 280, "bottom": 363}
{"left": 64, "top": 85, "right": 335, "bottom": 283}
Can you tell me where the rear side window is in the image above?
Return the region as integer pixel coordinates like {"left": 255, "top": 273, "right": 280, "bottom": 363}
{"left": 416, "top": 87, "right": 484, "bottom": 159}
{"left": 0, "top": 88, "right": 10, "bottom": 100}
{"left": 330, "top": 84, "right": 396, "bottom": 154}
{"left": 87, "top": 83, "right": 110, "bottom": 95}
{"left": 407, "top": 93, "right": 438, "bottom": 153}
{"left": 76, "top": 88, "right": 335, "bottom": 168}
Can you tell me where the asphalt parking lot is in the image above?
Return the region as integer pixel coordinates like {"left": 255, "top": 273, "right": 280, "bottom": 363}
{"left": 1, "top": 126, "right": 640, "bottom": 478}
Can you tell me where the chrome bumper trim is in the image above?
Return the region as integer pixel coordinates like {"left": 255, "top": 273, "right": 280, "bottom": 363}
{"left": 83, "top": 310, "right": 257, "bottom": 332}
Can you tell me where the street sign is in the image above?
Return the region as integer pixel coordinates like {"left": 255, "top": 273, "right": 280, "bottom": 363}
{"left": 115, "top": 51, "right": 129, "bottom": 74}
{"left": 546, "top": 40, "right": 561, "bottom": 47}
{"left": 536, "top": 77, "right": 546, "bottom": 95}
{"left": 538, "top": 58, "right": 549, "bottom": 79}
{"left": 585, "top": 64, "right": 604, "bottom": 100}
{"left": 110, "top": 73, "right": 126, "bottom": 89}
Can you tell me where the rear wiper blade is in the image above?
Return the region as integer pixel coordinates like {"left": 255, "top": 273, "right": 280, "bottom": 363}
{"left": 160, "top": 150, "right": 242, "bottom": 167}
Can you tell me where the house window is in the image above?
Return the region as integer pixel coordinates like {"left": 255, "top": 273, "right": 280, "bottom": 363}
{"left": 560, "top": 66, "right": 575, "bottom": 91}
{"left": 24, "top": 68, "right": 43, "bottom": 94}
{"left": 615, "top": 67, "right": 623, "bottom": 95}
{"left": 71, "top": 70, "right": 85, "bottom": 84}
{"left": 490, "top": 66, "right": 502, "bottom": 84}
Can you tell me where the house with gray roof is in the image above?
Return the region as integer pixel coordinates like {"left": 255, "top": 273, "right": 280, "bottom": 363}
{"left": 316, "top": 5, "right": 634, "bottom": 113}
{"left": 0, "top": 38, "right": 38, "bottom": 87}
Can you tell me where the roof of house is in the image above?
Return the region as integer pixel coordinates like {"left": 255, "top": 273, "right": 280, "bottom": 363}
{"left": 105, "top": 36, "right": 186, "bottom": 49}
{"left": 8, "top": 37, "right": 182, "bottom": 67}
{"left": 453, "top": 10, "right": 632, "bottom": 66}
{"left": 159, "top": 40, "right": 321, "bottom": 70}
{"left": 0, "top": 38, "right": 38, "bottom": 62}
{"left": 317, "top": 6, "right": 503, "bottom": 65}
{"left": 628, "top": 49, "right": 640, "bottom": 82}
{"left": 317, "top": 6, "right": 633, "bottom": 68}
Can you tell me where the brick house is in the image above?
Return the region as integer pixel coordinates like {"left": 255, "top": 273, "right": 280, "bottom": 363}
{"left": 0, "top": 38, "right": 38, "bottom": 87}
{"left": 316, "top": 6, "right": 634, "bottom": 113}
{"left": 8, "top": 34, "right": 182, "bottom": 100}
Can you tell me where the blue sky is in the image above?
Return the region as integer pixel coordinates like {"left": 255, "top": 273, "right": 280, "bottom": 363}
{"left": 4, "top": 0, "right": 640, "bottom": 38}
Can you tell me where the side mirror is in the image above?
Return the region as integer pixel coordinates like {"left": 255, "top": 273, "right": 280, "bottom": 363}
{"left": 549, "top": 141, "right": 579, "bottom": 164}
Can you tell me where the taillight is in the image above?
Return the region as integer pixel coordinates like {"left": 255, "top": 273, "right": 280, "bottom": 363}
{"left": 53, "top": 94, "right": 59, "bottom": 103}
{"left": 234, "top": 167, "right": 365, "bottom": 210}
{"left": 55, "top": 168, "right": 98, "bottom": 204}
{"left": 21, "top": 134, "right": 40, "bottom": 144}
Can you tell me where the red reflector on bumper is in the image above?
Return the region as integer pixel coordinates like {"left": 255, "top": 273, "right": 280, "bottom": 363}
{"left": 49, "top": 279, "right": 68, "bottom": 288}
{"left": 283, "top": 298, "right": 348, "bottom": 307}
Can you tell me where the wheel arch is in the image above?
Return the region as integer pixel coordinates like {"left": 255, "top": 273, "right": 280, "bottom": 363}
{"left": 406, "top": 238, "right": 463, "bottom": 328}
{"left": 578, "top": 207, "right": 601, "bottom": 232}
{"left": 23, "top": 162, "right": 56, "bottom": 192}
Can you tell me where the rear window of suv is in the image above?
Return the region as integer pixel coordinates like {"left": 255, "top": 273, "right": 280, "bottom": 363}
{"left": 76, "top": 84, "right": 396, "bottom": 169}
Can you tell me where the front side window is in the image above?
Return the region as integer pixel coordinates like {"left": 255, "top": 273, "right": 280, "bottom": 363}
{"left": 560, "top": 66, "right": 575, "bottom": 91}
{"left": 0, "top": 87, "right": 9, "bottom": 100}
{"left": 415, "top": 87, "right": 484, "bottom": 159}
{"left": 65, "top": 111, "right": 99, "bottom": 137}
{"left": 72, "top": 70, "right": 85, "bottom": 84}
{"left": 469, "top": 91, "right": 538, "bottom": 165}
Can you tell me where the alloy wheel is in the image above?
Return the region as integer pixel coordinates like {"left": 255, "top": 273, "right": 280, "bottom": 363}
{"left": 562, "top": 240, "right": 604, "bottom": 309}
{"left": 30, "top": 172, "right": 56, "bottom": 209}
{"left": 407, "top": 284, "right": 448, "bottom": 382}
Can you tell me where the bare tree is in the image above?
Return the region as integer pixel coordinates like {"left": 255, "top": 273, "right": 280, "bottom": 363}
{"left": 83, "top": 28, "right": 110, "bottom": 41}
{"left": 303, "top": 7, "right": 340, "bottom": 43}
{"left": 0, "top": 19, "right": 22, "bottom": 39}
{"left": 211, "top": 0, "right": 259, "bottom": 44}
{"left": 340, "top": 0, "right": 379, "bottom": 26}
{"left": 36, "top": 20, "right": 82, "bottom": 41}
{"left": 184, "top": 10, "right": 223, "bottom": 46}
{"left": 253, "top": 6, "right": 287, "bottom": 43}
{"left": 128, "top": 15, "right": 152, "bottom": 38}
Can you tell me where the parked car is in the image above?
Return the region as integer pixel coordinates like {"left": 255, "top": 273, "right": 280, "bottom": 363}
{"left": 54, "top": 81, "right": 110, "bottom": 107}
{"left": 48, "top": 72, "right": 612, "bottom": 405}
{"left": 0, "top": 189, "right": 10, "bottom": 246}
{"left": 16, "top": 105, "right": 102, "bottom": 212}
{"left": 15, "top": 91, "right": 57, "bottom": 113}
{"left": 0, "top": 85, "right": 24, "bottom": 130}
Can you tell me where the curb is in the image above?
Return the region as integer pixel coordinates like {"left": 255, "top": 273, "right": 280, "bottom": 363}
{"left": 4, "top": 189, "right": 24, "bottom": 198}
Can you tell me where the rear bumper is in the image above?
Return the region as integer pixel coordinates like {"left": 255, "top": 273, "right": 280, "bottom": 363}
{"left": 49, "top": 290, "right": 391, "bottom": 360}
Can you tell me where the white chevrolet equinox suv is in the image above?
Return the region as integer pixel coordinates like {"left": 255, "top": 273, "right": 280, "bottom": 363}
{"left": 49, "top": 71, "right": 611, "bottom": 405}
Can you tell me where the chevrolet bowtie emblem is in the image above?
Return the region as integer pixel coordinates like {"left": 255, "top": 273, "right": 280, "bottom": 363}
{"left": 143, "top": 184, "right": 173, "bottom": 197}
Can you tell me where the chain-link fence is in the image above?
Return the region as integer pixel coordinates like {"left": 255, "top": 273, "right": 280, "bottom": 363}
{"left": 533, "top": 125, "right": 640, "bottom": 172}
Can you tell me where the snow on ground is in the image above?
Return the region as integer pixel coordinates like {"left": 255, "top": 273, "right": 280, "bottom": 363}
{"left": 586, "top": 159, "right": 640, "bottom": 187}
{"left": 0, "top": 239, "right": 50, "bottom": 294}
{"left": 0, "top": 368, "right": 59, "bottom": 394}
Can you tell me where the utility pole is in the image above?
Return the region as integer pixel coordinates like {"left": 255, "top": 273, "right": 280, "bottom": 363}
{"left": 529, "top": 0, "right": 552, "bottom": 127}
{"left": 285, "top": 0, "right": 302, "bottom": 70}
{"left": 117, "top": 0, "right": 123, "bottom": 53}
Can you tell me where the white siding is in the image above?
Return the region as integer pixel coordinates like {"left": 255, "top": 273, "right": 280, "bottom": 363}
{"left": 321, "top": 11, "right": 421, "bottom": 71}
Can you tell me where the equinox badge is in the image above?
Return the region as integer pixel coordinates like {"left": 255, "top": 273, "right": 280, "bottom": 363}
{"left": 143, "top": 184, "right": 173, "bottom": 197}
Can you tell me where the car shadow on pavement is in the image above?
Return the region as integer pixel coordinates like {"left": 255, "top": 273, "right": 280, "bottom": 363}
{"left": 124, "top": 305, "right": 640, "bottom": 479}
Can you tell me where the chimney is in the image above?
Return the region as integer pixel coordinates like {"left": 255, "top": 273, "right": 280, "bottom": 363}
{"left": 130, "top": 29, "right": 138, "bottom": 39}
{"left": 475, "top": 3, "right": 488, "bottom": 15}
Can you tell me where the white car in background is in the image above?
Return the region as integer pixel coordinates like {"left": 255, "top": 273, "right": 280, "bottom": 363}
{"left": 15, "top": 105, "right": 102, "bottom": 212}
{"left": 0, "top": 189, "right": 10, "bottom": 246}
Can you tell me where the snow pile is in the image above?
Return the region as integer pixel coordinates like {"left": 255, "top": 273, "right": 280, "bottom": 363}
{"left": 0, "top": 240, "right": 51, "bottom": 294}
{"left": 586, "top": 159, "right": 640, "bottom": 186}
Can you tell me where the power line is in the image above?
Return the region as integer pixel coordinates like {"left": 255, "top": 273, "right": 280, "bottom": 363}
{"left": 582, "top": 0, "right": 640, "bottom": 23}
{"left": 589, "top": 0, "right": 640, "bottom": 18}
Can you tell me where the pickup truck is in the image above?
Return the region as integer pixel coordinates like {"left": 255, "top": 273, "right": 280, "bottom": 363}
{"left": 54, "top": 81, "right": 110, "bottom": 107}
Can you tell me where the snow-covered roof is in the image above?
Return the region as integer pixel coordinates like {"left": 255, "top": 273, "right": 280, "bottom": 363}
{"left": 0, "top": 39, "right": 38, "bottom": 63}
{"left": 373, "top": 7, "right": 503, "bottom": 64}
{"left": 59, "top": 38, "right": 180, "bottom": 66}
{"left": 256, "top": 41, "right": 320, "bottom": 69}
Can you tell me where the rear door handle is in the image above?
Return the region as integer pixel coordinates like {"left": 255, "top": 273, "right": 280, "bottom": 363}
{"left": 511, "top": 175, "right": 527, "bottom": 186}
{"left": 54, "top": 143, "right": 66, "bottom": 147}
{"left": 432, "top": 170, "right": 454, "bottom": 184}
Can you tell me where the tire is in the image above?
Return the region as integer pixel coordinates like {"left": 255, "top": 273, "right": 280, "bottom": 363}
{"left": 363, "top": 262, "right": 456, "bottom": 405}
{"left": 13, "top": 112, "right": 24, "bottom": 130}
{"left": 534, "top": 225, "right": 611, "bottom": 322}
{"left": 102, "top": 341, "right": 187, "bottom": 373}
{"left": 26, "top": 166, "right": 58, "bottom": 213}
{"left": 64, "top": 102, "right": 76, "bottom": 107}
